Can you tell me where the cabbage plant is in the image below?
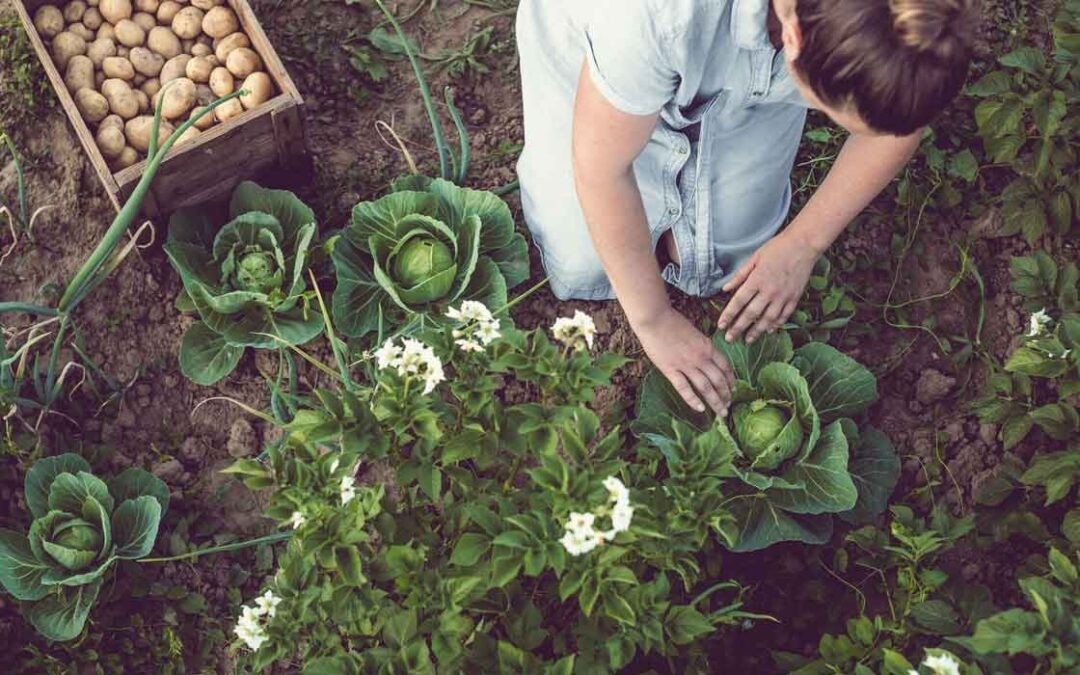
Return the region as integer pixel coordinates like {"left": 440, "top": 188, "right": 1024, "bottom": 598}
{"left": 0, "top": 454, "right": 169, "bottom": 641}
{"left": 331, "top": 178, "right": 529, "bottom": 338}
{"left": 635, "top": 331, "right": 900, "bottom": 552}
{"left": 165, "top": 182, "right": 323, "bottom": 386}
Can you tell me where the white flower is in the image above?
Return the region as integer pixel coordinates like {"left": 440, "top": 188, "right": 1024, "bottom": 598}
{"left": 287, "top": 511, "right": 305, "bottom": 530}
{"left": 240, "top": 605, "right": 263, "bottom": 625}
{"left": 610, "top": 503, "right": 634, "bottom": 533}
{"left": 551, "top": 310, "right": 597, "bottom": 350}
{"left": 456, "top": 338, "right": 485, "bottom": 353}
{"left": 329, "top": 457, "right": 340, "bottom": 474}
{"left": 254, "top": 591, "right": 281, "bottom": 618}
{"left": 922, "top": 652, "right": 961, "bottom": 675}
{"left": 476, "top": 319, "right": 502, "bottom": 345}
{"left": 374, "top": 339, "right": 403, "bottom": 370}
{"left": 448, "top": 300, "right": 494, "bottom": 324}
{"left": 234, "top": 616, "right": 268, "bottom": 651}
{"left": 560, "top": 527, "right": 602, "bottom": 556}
{"left": 423, "top": 357, "right": 446, "bottom": 394}
{"left": 908, "top": 671, "right": 920, "bottom": 675}
{"left": 1028, "top": 308, "right": 1053, "bottom": 337}
{"left": 567, "top": 511, "right": 597, "bottom": 533}
{"left": 340, "top": 475, "right": 357, "bottom": 505}
{"left": 603, "top": 476, "right": 630, "bottom": 506}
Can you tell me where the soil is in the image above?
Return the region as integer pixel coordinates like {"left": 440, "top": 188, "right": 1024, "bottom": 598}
{"left": 0, "top": 0, "right": 1075, "bottom": 672}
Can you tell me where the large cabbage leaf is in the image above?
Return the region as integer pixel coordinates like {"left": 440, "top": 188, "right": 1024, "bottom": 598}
{"left": 332, "top": 178, "right": 528, "bottom": 338}
{"left": 634, "top": 331, "right": 898, "bottom": 551}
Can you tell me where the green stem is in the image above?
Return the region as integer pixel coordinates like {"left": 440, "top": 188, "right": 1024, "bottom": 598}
{"left": 0, "top": 132, "right": 27, "bottom": 228}
{"left": 445, "top": 87, "right": 470, "bottom": 185}
{"left": 0, "top": 302, "right": 58, "bottom": 316}
{"left": 57, "top": 92, "right": 244, "bottom": 313}
{"left": 493, "top": 179, "right": 519, "bottom": 197}
{"left": 139, "top": 531, "right": 293, "bottom": 564}
{"left": 494, "top": 277, "right": 550, "bottom": 317}
{"left": 374, "top": 0, "right": 450, "bottom": 180}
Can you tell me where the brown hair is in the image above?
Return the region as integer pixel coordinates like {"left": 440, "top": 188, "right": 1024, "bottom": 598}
{"left": 794, "top": 0, "right": 980, "bottom": 135}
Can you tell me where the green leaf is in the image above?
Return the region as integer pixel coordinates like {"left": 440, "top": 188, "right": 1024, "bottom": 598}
{"left": 947, "top": 149, "right": 979, "bottom": 183}
{"left": 911, "top": 599, "right": 962, "bottom": 635}
{"left": 111, "top": 496, "right": 162, "bottom": 559}
{"left": 1006, "top": 346, "right": 1070, "bottom": 377}
{"left": 108, "top": 469, "right": 170, "bottom": 518}
{"left": 25, "top": 455, "right": 92, "bottom": 519}
{"left": 450, "top": 533, "right": 490, "bottom": 567}
{"left": 0, "top": 529, "right": 52, "bottom": 601}
{"left": 24, "top": 577, "right": 104, "bottom": 642}
{"left": 665, "top": 605, "right": 715, "bottom": 645}
{"left": 1062, "top": 509, "right": 1080, "bottom": 544}
{"left": 840, "top": 426, "right": 901, "bottom": 524}
{"left": 792, "top": 342, "right": 878, "bottom": 422}
{"left": 1030, "top": 403, "right": 1079, "bottom": 440}
{"left": 229, "top": 181, "right": 316, "bottom": 245}
{"left": 966, "top": 70, "right": 1014, "bottom": 96}
{"left": 1002, "top": 414, "right": 1034, "bottom": 450}
{"left": 968, "top": 608, "right": 1046, "bottom": 655}
{"left": 335, "top": 545, "right": 365, "bottom": 586}
{"left": 48, "top": 472, "right": 115, "bottom": 516}
{"left": 999, "top": 46, "right": 1047, "bottom": 75}
{"left": 1047, "top": 547, "right": 1078, "bottom": 586}
{"left": 178, "top": 321, "right": 245, "bottom": 386}
{"left": 770, "top": 421, "right": 857, "bottom": 515}
{"left": 727, "top": 497, "right": 834, "bottom": 552}
{"left": 713, "top": 331, "right": 794, "bottom": 385}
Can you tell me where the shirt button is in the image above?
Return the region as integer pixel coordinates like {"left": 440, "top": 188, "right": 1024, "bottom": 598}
{"left": 668, "top": 207, "right": 680, "bottom": 215}
{"left": 677, "top": 144, "right": 689, "bottom": 154}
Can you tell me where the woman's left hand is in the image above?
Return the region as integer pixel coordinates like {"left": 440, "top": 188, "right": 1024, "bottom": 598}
{"left": 717, "top": 230, "right": 820, "bottom": 344}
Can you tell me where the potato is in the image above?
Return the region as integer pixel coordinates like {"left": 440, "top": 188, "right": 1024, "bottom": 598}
{"left": 159, "top": 77, "right": 196, "bottom": 119}
{"left": 208, "top": 66, "right": 233, "bottom": 97}
{"left": 195, "top": 83, "right": 213, "bottom": 106}
{"left": 134, "top": 12, "right": 157, "bottom": 31}
{"left": 185, "top": 55, "right": 216, "bottom": 83}
{"left": 99, "top": 0, "right": 132, "bottom": 25}
{"left": 134, "top": 89, "right": 150, "bottom": 112}
{"left": 82, "top": 7, "right": 103, "bottom": 29}
{"left": 189, "top": 105, "right": 214, "bottom": 130}
{"left": 64, "top": 55, "right": 95, "bottom": 92}
{"left": 102, "top": 55, "right": 135, "bottom": 79}
{"left": 75, "top": 88, "right": 110, "bottom": 122}
{"left": 190, "top": 42, "right": 211, "bottom": 57}
{"left": 64, "top": 1, "right": 88, "bottom": 23}
{"left": 87, "top": 37, "right": 117, "bottom": 66}
{"left": 124, "top": 115, "right": 174, "bottom": 152}
{"left": 175, "top": 125, "right": 201, "bottom": 145}
{"left": 68, "top": 23, "right": 95, "bottom": 42}
{"left": 201, "top": 6, "right": 237, "bottom": 39}
{"left": 97, "top": 22, "right": 115, "bottom": 41}
{"left": 213, "top": 31, "right": 248, "bottom": 63}
{"left": 225, "top": 48, "right": 260, "bottom": 79}
{"left": 96, "top": 124, "right": 126, "bottom": 159}
{"left": 116, "top": 19, "right": 146, "bottom": 47}
{"left": 160, "top": 54, "right": 191, "bottom": 83}
{"left": 191, "top": 0, "right": 221, "bottom": 10}
{"left": 156, "top": 0, "right": 181, "bottom": 25}
{"left": 52, "top": 33, "right": 88, "bottom": 70}
{"left": 100, "top": 113, "right": 125, "bottom": 130}
{"left": 133, "top": 73, "right": 146, "bottom": 85}
{"left": 33, "top": 5, "right": 65, "bottom": 39}
{"left": 135, "top": 0, "right": 159, "bottom": 12}
{"left": 147, "top": 26, "right": 181, "bottom": 58}
{"left": 141, "top": 77, "right": 161, "bottom": 97}
{"left": 112, "top": 146, "right": 138, "bottom": 170}
{"left": 215, "top": 97, "right": 243, "bottom": 123}
{"left": 129, "top": 46, "right": 164, "bottom": 76}
{"left": 171, "top": 7, "right": 204, "bottom": 39}
{"left": 103, "top": 79, "right": 140, "bottom": 118}
{"left": 239, "top": 72, "right": 272, "bottom": 110}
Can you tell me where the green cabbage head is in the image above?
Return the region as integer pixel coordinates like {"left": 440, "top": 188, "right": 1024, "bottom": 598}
{"left": 635, "top": 331, "right": 899, "bottom": 552}
{"left": 0, "top": 454, "right": 169, "bottom": 641}
{"left": 165, "top": 182, "right": 323, "bottom": 386}
{"left": 331, "top": 177, "right": 530, "bottom": 338}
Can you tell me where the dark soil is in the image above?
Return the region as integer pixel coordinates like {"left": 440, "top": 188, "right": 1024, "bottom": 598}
{"left": 0, "top": 0, "right": 1074, "bottom": 672}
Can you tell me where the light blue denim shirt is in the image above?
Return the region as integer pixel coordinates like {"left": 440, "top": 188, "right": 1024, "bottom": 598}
{"left": 517, "top": 0, "right": 811, "bottom": 300}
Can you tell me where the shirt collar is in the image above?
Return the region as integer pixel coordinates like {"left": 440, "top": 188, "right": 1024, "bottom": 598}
{"left": 731, "top": 0, "right": 774, "bottom": 51}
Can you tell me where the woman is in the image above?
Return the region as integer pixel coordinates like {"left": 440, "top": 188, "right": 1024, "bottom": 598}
{"left": 516, "top": 0, "right": 978, "bottom": 415}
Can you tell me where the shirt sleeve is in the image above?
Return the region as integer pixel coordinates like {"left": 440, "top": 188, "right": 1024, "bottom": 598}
{"left": 583, "top": 0, "right": 679, "bottom": 116}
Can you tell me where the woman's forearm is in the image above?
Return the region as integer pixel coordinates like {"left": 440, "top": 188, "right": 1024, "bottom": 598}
{"left": 786, "top": 130, "right": 921, "bottom": 252}
{"left": 574, "top": 168, "right": 670, "bottom": 326}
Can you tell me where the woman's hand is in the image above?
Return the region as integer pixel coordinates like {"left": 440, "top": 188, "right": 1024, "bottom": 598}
{"left": 633, "top": 306, "right": 735, "bottom": 415}
{"left": 718, "top": 230, "right": 820, "bottom": 344}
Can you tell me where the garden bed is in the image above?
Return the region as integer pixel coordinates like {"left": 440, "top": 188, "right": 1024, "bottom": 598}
{"left": 1, "top": 0, "right": 1077, "bottom": 672}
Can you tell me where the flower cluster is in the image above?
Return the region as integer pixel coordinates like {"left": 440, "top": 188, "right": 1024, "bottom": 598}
{"left": 234, "top": 590, "right": 281, "bottom": 651}
{"left": 1028, "top": 308, "right": 1053, "bottom": 337}
{"left": 447, "top": 301, "right": 502, "bottom": 353}
{"left": 560, "top": 476, "right": 635, "bottom": 556}
{"left": 374, "top": 338, "right": 446, "bottom": 394}
{"left": 909, "top": 650, "right": 961, "bottom": 675}
{"left": 552, "top": 310, "right": 597, "bottom": 351}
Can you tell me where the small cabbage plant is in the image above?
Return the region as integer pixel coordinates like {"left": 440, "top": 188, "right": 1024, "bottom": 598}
{"left": 634, "top": 331, "right": 900, "bottom": 552}
{"left": 0, "top": 454, "right": 169, "bottom": 641}
{"left": 331, "top": 177, "right": 529, "bottom": 338}
{"left": 165, "top": 182, "right": 323, "bottom": 385}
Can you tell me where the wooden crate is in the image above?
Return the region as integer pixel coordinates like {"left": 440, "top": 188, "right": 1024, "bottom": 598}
{"left": 12, "top": 0, "right": 306, "bottom": 218}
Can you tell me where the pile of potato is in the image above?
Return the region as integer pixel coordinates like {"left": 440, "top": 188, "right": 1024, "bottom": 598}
{"left": 33, "top": 0, "right": 276, "bottom": 171}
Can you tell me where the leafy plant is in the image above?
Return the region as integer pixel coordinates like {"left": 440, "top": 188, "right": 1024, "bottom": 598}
{"left": 955, "top": 547, "right": 1080, "bottom": 672}
{"left": 331, "top": 178, "right": 528, "bottom": 338}
{"left": 788, "top": 257, "right": 857, "bottom": 345}
{"left": 165, "top": 182, "right": 323, "bottom": 385}
{"left": 0, "top": 453, "right": 169, "bottom": 641}
{"left": 967, "top": 0, "right": 1079, "bottom": 243}
{"left": 634, "top": 331, "right": 900, "bottom": 551}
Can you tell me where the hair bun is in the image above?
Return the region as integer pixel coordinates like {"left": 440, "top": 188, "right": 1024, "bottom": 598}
{"left": 890, "top": 0, "right": 977, "bottom": 57}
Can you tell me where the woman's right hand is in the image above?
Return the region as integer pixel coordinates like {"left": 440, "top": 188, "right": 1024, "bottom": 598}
{"left": 632, "top": 306, "right": 735, "bottom": 416}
